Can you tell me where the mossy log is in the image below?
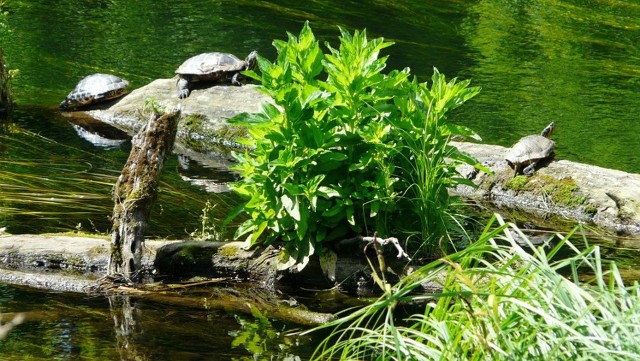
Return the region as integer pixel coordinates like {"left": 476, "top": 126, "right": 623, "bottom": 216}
{"left": 109, "top": 109, "right": 180, "bottom": 281}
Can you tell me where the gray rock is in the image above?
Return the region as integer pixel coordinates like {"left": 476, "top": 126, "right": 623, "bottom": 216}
{"left": 85, "top": 78, "right": 271, "bottom": 165}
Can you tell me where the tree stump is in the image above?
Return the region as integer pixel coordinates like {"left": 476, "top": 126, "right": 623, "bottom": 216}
{"left": 108, "top": 108, "right": 180, "bottom": 282}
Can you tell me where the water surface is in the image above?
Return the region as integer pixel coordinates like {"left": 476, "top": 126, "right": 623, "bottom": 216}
{"left": 0, "top": 283, "right": 317, "bottom": 360}
{"left": 0, "top": 1, "right": 639, "bottom": 359}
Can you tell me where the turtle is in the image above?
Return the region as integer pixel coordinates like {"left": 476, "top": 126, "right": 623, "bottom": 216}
{"left": 59, "top": 73, "right": 129, "bottom": 110}
{"left": 505, "top": 121, "right": 556, "bottom": 177}
{"left": 175, "top": 50, "right": 258, "bottom": 99}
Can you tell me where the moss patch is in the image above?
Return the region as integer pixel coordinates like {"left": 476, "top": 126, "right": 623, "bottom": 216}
{"left": 504, "top": 174, "right": 587, "bottom": 208}
{"left": 504, "top": 175, "right": 531, "bottom": 192}
{"left": 541, "top": 176, "right": 586, "bottom": 207}
{"left": 218, "top": 243, "right": 243, "bottom": 258}
{"left": 179, "top": 113, "right": 248, "bottom": 155}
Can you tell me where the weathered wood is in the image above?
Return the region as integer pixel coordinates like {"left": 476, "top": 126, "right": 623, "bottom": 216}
{"left": 108, "top": 283, "right": 335, "bottom": 326}
{"left": 154, "top": 241, "right": 280, "bottom": 286}
{"left": 108, "top": 108, "right": 180, "bottom": 282}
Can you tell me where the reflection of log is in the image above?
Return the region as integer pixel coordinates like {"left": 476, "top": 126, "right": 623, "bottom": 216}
{"left": 109, "top": 295, "right": 146, "bottom": 361}
{"left": 109, "top": 109, "right": 180, "bottom": 282}
{"left": 112, "top": 283, "right": 335, "bottom": 327}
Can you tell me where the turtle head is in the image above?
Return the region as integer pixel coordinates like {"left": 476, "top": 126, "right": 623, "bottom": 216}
{"left": 541, "top": 121, "right": 555, "bottom": 138}
{"left": 245, "top": 50, "right": 258, "bottom": 71}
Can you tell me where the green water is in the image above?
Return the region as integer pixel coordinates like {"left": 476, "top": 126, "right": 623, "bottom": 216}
{"left": 2, "top": 0, "right": 639, "bottom": 172}
{"left": 0, "top": 283, "right": 320, "bottom": 360}
{"left": 1, "top": 0, "right": 639, "bottom": 359}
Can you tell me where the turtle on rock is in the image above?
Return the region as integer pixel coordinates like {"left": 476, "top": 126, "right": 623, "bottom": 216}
{"left": 505, "top": 122, "right": 556, "bottom": 177}
{"left": 59, "top": 73, "right": 129, "bottom": 110}
{"left": 175, "top": 51, "right": 258, "bottom": 99}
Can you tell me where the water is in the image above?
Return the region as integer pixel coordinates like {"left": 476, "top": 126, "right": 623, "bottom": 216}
{"left": 0, "top": 283, "right": 320, "bottom": 360}
{"left": 1, "top": 0, "right": 639, "bottom": 359}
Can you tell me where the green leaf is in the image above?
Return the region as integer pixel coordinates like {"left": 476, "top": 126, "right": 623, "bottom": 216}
{"left": 317, "top": 186, "right": 340, "bottom": 198}
{"left": 228, "top": 111, "right": 270, "bottom": 126}
{"left": 281, "top": 194, "right": 300, "bottom": 221}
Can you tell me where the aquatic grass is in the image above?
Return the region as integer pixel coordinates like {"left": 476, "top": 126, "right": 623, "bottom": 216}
{"left": 0, "top": 126, "right": 233, "bottom": 236}
{"left": 311, "top": 214, "right": 640, "bottom": 360}
{"left": 387, "top": 69, "right": 484, "bottom": 254}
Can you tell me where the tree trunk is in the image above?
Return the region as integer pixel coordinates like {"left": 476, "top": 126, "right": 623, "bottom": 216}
{"left": 108, "top": 108, "right": 180, "bottom": 282}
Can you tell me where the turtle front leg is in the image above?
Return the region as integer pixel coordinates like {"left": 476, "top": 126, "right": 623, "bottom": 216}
{"left": 231, "top": 72, "right": 242, "bottom": 86}
{"left": 523, "top": 162, "right": 537, "bottom": 176}
{"left": 177, "top": 76, "right": 190, "bottom": 99}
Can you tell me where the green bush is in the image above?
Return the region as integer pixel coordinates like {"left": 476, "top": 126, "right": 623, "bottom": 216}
{"left": 229, "top": 22, "right": 483, "bottom": 270}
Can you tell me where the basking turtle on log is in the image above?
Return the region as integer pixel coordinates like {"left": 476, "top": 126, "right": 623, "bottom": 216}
{"left": 59, "top": 73, "right": 129, "bottom": 110}
{"left": 174, "top": 51, "right": 258, "bottom": 99}
{"left": 505, "top": 121, "right": 556, "bottom": 177}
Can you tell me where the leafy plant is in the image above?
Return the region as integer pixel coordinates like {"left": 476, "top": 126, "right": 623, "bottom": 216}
{"left": 189, "top": 200, "right": 227, "bottom": 241}
{"left": 310, "top": 215, "right": 640, "bottom": 360}
{"left": 229, "top": 22, "right": 483, "bottom": 270}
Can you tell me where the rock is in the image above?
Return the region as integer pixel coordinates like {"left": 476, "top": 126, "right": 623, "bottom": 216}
{"left": 83, "top": 78, "right": 271, "bottom": 164}
{"left": 452, "top": 141, "right": 640, "bottom": 236}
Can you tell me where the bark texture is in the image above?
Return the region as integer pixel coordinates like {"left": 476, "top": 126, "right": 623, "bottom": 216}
{"left": 108, "top": 108, "right": 180, "bottom": 281}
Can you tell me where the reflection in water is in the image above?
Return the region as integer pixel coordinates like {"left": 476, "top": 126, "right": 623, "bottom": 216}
{"left": 458, "top": 0, "right": 640, "bottom": 172}
{"left": 72, "top": 123, "right": 128, "bottom": 148}
{"left": 177, "top": 154, "right": 238, "bottom": 193}
{"left": 0, "top": 283, "right": 317, "bottom": 360}
{"left": 0, "top": 106, "right": 238, "bottom": 237}
{"left": 108, "top": 295, "right": 146, "bottom": 361}
{"left": 64, "top": 115, "right": 130, "bottom": 149}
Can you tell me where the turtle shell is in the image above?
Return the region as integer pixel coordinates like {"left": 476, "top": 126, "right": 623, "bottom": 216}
{"left": 175, "top": 52, "right": 246, "bottom": 79}
{"left": 60, "top": 73, "right": 129, "bottom": 110}
{"left": 505, "top": 135, "right": 555, "bottom": 167}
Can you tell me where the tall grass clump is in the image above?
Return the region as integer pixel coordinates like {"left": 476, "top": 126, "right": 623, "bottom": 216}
{"left": 229, "top": 22, "right": 484, "bottom": 270}
{"left": 311, "top": 214, "right": 640, "bottom": 360}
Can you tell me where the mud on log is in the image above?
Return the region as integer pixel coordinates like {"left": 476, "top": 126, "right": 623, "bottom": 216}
{"left": 109, "top": 108, "right": 181, "bottom": 282}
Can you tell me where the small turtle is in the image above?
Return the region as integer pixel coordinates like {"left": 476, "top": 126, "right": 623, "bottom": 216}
{"left": 505, "top": 122, "right": 556, "bottom": 177}
{"left": 175, "top": 50, "right": 257, "bottom": 99}
{"left": 59, "top": 73, "right": 129, "bottom": 110}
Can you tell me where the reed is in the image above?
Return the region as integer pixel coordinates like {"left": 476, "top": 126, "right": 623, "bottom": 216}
{"left": 311, "top": 214, "right": 640, "bottom": 360}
